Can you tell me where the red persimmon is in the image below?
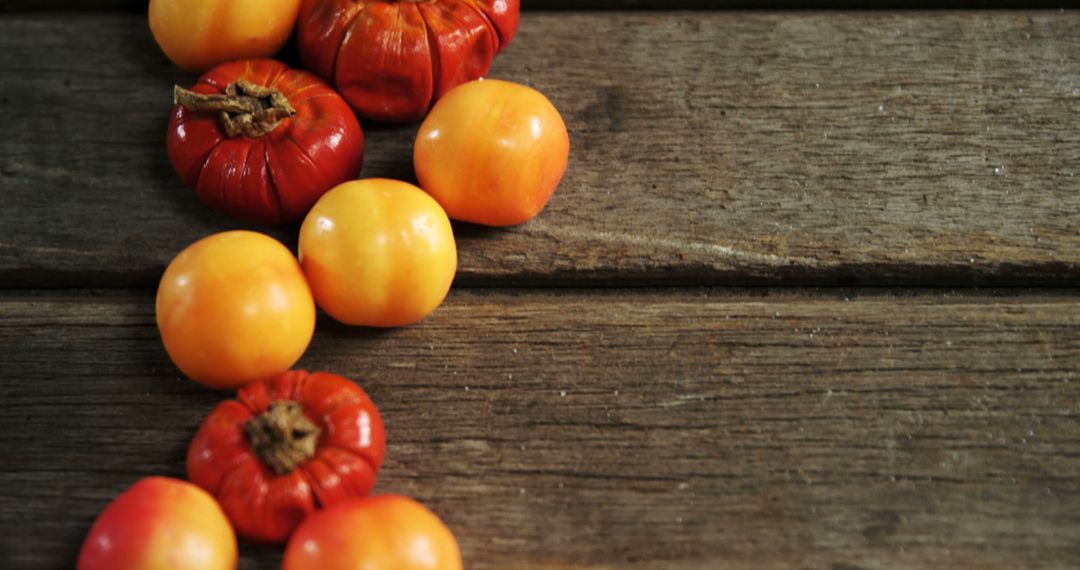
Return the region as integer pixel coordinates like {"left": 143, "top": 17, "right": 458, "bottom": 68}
{"left": 167, "top": 59, "right": 364, "bottom": 225}
{"left": 187, "top": 370, "right": 386, "bottom": 543}
{"left": 77, "top": 477, "right": 236, "bottom": 570}
{"left": 297, "top": 0, "right": 520, "bottom": 122}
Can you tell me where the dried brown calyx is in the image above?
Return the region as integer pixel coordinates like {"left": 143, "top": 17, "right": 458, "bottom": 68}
{"left": 174, "top": 79, "right": 296, "bottom": 138}
{"left": 244, "top": 401, "right": 321, "bottom": 475}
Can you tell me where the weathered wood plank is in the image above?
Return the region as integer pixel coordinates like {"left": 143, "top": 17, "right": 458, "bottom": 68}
{"left": 2, "top": 1, "right": 1071, "bottom": 11}
{"left": 2, "top": 12, "right": 1079, "bottom": 288}
{"left": 0, "top": 290, "right": 1077, "bottom": 568}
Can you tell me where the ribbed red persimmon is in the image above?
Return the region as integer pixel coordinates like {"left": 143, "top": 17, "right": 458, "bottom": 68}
{"left": 297, "top": 0, "right": 519, "bottom": 122}
{"left": 187, "top": 370, "right": 385, "bottom": 543}
{"left": 167, "top": 59, "right": 364, "bottom": 225}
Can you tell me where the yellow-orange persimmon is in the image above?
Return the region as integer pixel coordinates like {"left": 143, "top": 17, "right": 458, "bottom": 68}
{"left": 414, "top": 79, "right": 570, "bottom": 227}
{"left": 156, "top": 231, "right": 315, "bottom": 389}
{"left": 299, "top": 179, "right": 457, "bottom": 328}
{"left": 283, "top": 495, "right": 461, "bottom": 570}
{"left": 149, "top": 0, "right": 301, "bottom": 72}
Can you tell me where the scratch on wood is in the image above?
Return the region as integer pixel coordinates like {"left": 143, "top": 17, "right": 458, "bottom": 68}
{"left": 529, "top": 220, "right": 823, "bottom": 268}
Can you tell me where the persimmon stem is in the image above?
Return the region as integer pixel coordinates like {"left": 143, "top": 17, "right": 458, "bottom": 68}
{"left": 245, "top": 401, "right": 321, "bottom": 476}
{"left": 174, "top": 79, "right": 296, "bottom": 138}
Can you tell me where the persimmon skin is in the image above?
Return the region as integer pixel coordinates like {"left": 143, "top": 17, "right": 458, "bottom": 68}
{"left": 167, "top": 59, "right": 364, "bottom": 225}
{"left": 156, "top": 231, "right": 316, "bottom": 389}
{"left": 414, "top": 79, "right": 570, "bottom": 227}
{"left": 283, "top": 495, "right": 462, "bottom": 570}
{"left": 187, "top": 370, "right": 386, "bottom": 544}
{"left": 149, "top": 0, "right": 302, "bottom": 72}
{"left": 296, "top": 0, "right": 520, "bottom": 122}
{"left": 77, "top": 477, "right": 237, "bottom": 570}
{"left": 299, "top": 179, "right": 458, "bottom": 328}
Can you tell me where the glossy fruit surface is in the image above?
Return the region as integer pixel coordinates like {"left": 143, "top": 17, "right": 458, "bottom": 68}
{"left": 299, "top": 179, "right": 457, "bottom": 327}
{"left": 156, "top": 231, "right": 315, "bottom": 389}
{"left": 414, "top": 79, "right": 569, "bottom": 226}
{"left": 188, "top": 370, "right": 385, "bottom": 543}
{"left": 149, "top": 0, "right": 302, "bottom": 72}
{"left": 168, "top": 59, "right": 364, "bottom": 225}
{"left": 78, "top": 477, "right": 237, "bottom": 570}
{"left": 283, "top": 495, "right": 461, "bottom": 570}
{"left": 297, "top": 0, "right": 519, "bottom": 122}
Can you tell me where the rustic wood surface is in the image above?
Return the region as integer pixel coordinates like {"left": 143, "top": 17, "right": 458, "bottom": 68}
{"left": 3, "top": 12, "right": 1079, "bottom": 288}
{"left": 2, "top": 5, "right": 1079, "bottom": 570}
{"left": 4, "top": 1, "right": 1071, "bottom": 11}
{"left": 1, "top": 290, "right": 1078, "bottom": 569}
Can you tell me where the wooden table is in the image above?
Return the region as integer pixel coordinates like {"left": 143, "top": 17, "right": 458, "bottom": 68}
{"left": 2, "top": 3, "right": 1078, "bottom": 569}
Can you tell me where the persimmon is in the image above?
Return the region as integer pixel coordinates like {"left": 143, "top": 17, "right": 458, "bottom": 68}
{"left": 156, "top": 231, "right": 315, "bottom": 389}
{"left": 299, "top": 179, "right": 457, "bottom": 327}
{"left": 77, "top": 477, "right": 236, "bottom": 570}
{"left": 149, "top": 0, "right": 302, "bottom": 72}
{"left": 296, "top": 0, "right": 519, "bottom": 122}
{"left": 283, "top": 495, "right": 461, "bottom": 570}
{"left": 167, "top": 59, "right": 364, "bottom": 225}
{"left": 188, "top": 370, "right": 385, "bottom": 543}
{"left": 414, "top": 79, "right": 569, "bottom": 226}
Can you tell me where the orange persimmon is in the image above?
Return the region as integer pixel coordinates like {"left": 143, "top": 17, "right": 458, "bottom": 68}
{"left": 283, "top": 495, "right": 461, "bottom": 570}
{"left": 414, "top": 79, "right": 570, "bottom": 226}
{"left": 149, "top": 0, "right": 302, "bottom": 72}
{"left": 299, "top": 179, "right": 457, "bottom": 328}
{"left": 156, "top": 231, "right": 315, "bottom": 389}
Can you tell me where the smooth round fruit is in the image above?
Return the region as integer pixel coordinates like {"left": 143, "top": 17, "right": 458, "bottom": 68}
{"left": 283, "top": 495, "right": 461, "bottom": 570}
{"left": 156, "top": 231, "right": 315, "bottom": 389}
{"left": 299, "top": 179, "right": 457, "bottom": 327}
{"left": 149, "top": 0, "right": 302, "bottom": 72}
{"left": 414, "top": 79, "right": 570, "bottom": 226}
{"left": 78, "top": 477, "right": 237, "bottom": 570}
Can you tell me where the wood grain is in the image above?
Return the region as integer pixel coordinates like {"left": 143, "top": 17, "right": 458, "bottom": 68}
{"left": 1, "top": 12, "right": 1079, "bottom": 288}
{"left": 1, "top": 289, "right": 1077, "bottom": 568}
{"left": 3, "top": 1, "right": 1071, "bottom": 11}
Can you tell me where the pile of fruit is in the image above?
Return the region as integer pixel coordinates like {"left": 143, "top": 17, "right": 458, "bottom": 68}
{"left": 77, "top": 1, "right": 570, "bottom": 568}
